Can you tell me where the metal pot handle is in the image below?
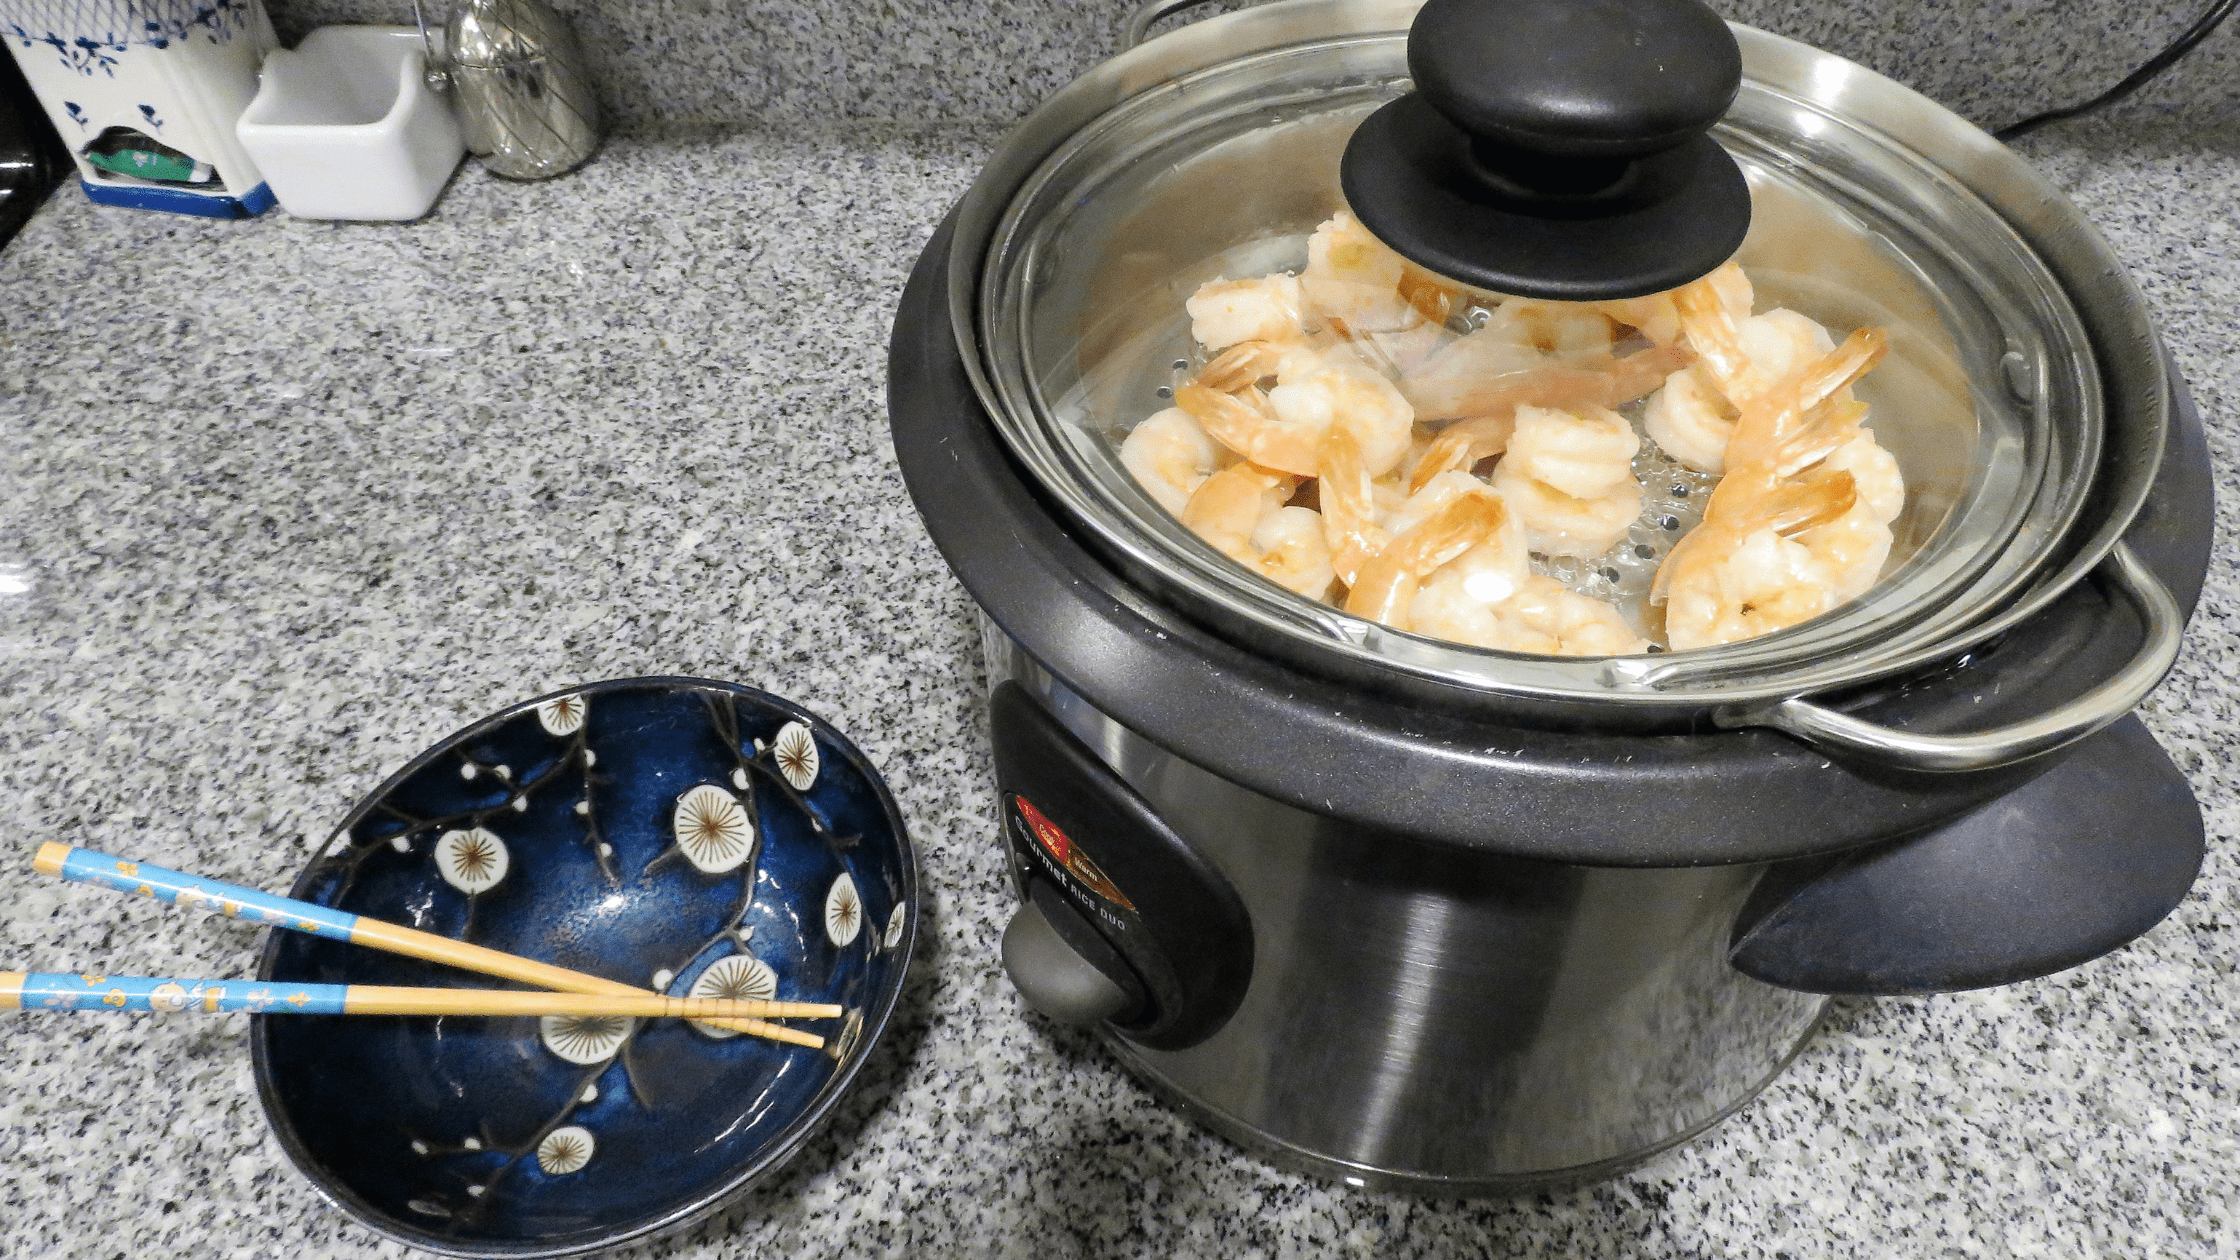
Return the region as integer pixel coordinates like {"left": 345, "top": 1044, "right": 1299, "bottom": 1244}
{"left": 1123, "top": 0, "right": 1234, "bottom": 48}
{"left": 1715, "top": 543, "right": 2182, "bottom": 773}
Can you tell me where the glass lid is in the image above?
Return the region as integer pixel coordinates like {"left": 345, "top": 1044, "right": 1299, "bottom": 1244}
{"left": 965, "top": 6, "right": 2105, "bottom": 706}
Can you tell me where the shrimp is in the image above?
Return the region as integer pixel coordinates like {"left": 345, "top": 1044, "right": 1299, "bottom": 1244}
{"left": 1181, "top": 463, "right": 1296, "bottom": 559}
{"left": 1643, "top": 364, "right": 1737, "bottom": 473}
{"left": 1250, "top": 505, "right": 1338, "bottom": 601}
{"left": 1490, "top": 404, "right": 1644, "bottom": 559}
{"left": 1400, "top": 473, "right": 1539, "bottom": 642}
{"left": 1300, "top": 211, "right": 1432, "bottom": 334}
{"left": 1298, "top": 212, "right": 1461, "bottom": 373}
{"left": 1493, "top": 472, "right": 1643, "bottom": 563}
{"left": 1661, "top": 523, "right": 1847, "bottom": 651}
{"left": 1417, "top": 572, "right": 1645, "bottom": 655}
{"left": 1705, "top": 261, "right": 1754, "bottom": 321}
{"left": 1496, "top": 576, "right": 1648, "bottom": 655}
{"left": 1672, "top": 264, "right": 1771, "bottom": 406}
{"left": 1120, "top": 406, "right": 1219, "bottom": 514}
{"left": 1795, "top": 430, "right": 1903, "bottom": 600}
{"left": 1741, "top": 309, "right": 1838, "bottom": 385}
{"left": 1645, "top": 303, "right": 1848, "bottom": 473}
{"left": 1501, "top": 404, "right": 1638, "bottom": 500}
{"left": 1412, "top": 548, "right": 1645, "bottom": 656}
{"left": 1343, "top": 488, "right": 1509, "bottom": 631}
{"left": 1489, "top": 299, "right": 1616, "bottom": 358}
{"left": 1651, "top": 331, "right": 1886, "bottom": 610}
{"left": 1178, "top": 464, "right": 1336, "bottom": 600}
{"left": 1188, "top": 273, "right": 1308, "bottom": 350}
{"left": 1592, "top": 294, "right": 1683, "bottom": 347}
{"left": 1655, "top": 463, "right": 1860, "bottom": 647}
{"left": 1266, "top": 348, "right": 1417, "bottom": 476}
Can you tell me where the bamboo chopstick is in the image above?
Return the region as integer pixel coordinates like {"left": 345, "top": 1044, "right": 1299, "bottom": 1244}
{"left": 0, "top": 971, "right": 841, "bottom": 1020}
{"left": 33, "top": 843, "right": 829, "bottom": 1050}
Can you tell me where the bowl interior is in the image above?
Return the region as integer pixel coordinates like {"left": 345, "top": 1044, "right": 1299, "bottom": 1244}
{"left": 253, "top": 678, "right": 915, "bottom": 1257}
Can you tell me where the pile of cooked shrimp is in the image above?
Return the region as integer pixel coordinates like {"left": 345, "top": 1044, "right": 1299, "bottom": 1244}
{"left": 1119, "top": 212, "right": 1899, "bottom": 655}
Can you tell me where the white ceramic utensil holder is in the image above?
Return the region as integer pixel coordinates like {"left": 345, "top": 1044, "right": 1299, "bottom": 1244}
{"left": 235, "top": 26, "right": 463, "bottom": 221}
{"left": 1, "top": 0, "right": 277, "bottom": 217}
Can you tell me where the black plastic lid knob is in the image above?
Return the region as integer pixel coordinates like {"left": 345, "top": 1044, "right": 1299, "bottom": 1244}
{"left": 1000, "top": 879, "right": 1147, "bottom": 1026}
{"left": 1410, "top": 0, "right": 1741, "bottom": 157}
{"left": 1342, "top": 0, "right": 1752, "bottom": 300}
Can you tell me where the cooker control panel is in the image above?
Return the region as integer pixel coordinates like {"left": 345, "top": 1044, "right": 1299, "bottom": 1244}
{"left": 990, "top": 682, "right": 1253, "bottom": 1051}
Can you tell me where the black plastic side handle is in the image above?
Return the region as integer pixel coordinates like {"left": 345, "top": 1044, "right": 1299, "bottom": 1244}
{"left": 1729, "top": 714, "right": 2204, "bottom": 995}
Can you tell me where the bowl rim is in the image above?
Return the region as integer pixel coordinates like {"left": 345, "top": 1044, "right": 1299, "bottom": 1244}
{"left": 248, "top": 675, "right": 921, "bottom": 1259}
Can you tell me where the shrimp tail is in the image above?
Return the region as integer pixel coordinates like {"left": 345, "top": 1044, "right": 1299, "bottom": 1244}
{"left": 1650, "top": 522, "right": 1717, "bottom": 604}
{"left": 1178, "top": 382, "right": 1320, "bottom": 476}
{"left": 1762, "top": 468, "right": 1858, "bottom": 537}
{"left": 1397, "top": 269, "right": 1459, "bottom": 327}
{"left": 1315, "top": 424, "right": 1382, "bottom": 585}
{"left": 1724, "top": 330, "right": 1889, "bottom": 470}
{"left": 1675, "top": 275, "right": 1762, "bottom": 400}
{"left": 1343, "top": 492, "right": 1508, "bottom": 630}
{"left": 1408, "top": 411, "right": 1517, "bottom": 492}
{"left": 1196, "top": 341, "right": 1287, "bottom": 393}
{"left": 1772, "top": 397, "right": 1872, "bottom": 477}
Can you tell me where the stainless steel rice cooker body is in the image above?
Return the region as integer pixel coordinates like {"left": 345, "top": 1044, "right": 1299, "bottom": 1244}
{"left": 886, "top": 0, "right": 2212, "bottom": 1192}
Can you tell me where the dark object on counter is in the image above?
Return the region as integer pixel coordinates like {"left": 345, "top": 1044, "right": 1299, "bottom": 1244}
{"left": 1342, "top": 0, "right": 1750, "bottom": 299}
{"left": 892, "top": 213, "right": 2212, "bottom": 1192}
{"left": 894, "top": 0, "right": 2212, "bottom": 1199}
{"left": 0, "top": 48, "right": 66, "bottom": 250}
{"left": 253, "top": 678, "right": 917, "bottom": 1258}
{"left": 1996, "top": 0, "right": 2240, "bottom": 141}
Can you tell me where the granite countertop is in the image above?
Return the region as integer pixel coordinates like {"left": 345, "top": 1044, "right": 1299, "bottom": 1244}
{"left": 0, "top": 110, "right": 2235, "bottom": 1258}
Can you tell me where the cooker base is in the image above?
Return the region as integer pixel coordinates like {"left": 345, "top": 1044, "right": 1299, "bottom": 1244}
{"left": 989, "top": 621, "right": 1835, "bottom": 1189}
{"left": 1101, "top": 1002, "right": 1830, "bottom": 1196}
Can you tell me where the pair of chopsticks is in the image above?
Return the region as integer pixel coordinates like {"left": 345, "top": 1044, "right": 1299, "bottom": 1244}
{"left": 10, "top": 843, "right": 838, "bottom": 1050}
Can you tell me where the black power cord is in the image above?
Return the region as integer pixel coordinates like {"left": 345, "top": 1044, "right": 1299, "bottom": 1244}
{"left": 1995, "top": 0, "right": 2240, "bottom": 141}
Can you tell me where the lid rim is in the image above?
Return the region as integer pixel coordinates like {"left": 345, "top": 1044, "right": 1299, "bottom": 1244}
{"left": 944, "top": 1, "right": 2166, "bottom": 710}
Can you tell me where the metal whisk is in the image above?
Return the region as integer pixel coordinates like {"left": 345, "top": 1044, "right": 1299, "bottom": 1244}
{"left": 414, "top": 0, "right": 601, "bottom": 180}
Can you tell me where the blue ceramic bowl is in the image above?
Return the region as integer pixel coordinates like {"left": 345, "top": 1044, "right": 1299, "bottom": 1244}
{"left": 251, "top": 678, "right": 917, "bottom": 1258}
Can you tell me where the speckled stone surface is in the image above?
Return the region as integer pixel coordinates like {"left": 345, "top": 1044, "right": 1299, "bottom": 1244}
{"left": 259, "top": 0, "right": 2240, "bottom": 134}
{"left": 2, "top": 106, "right": 2239, "bottom": 1258}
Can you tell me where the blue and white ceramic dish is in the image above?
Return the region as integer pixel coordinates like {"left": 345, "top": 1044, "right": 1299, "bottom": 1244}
{"left": 250, "top": 677, "right": 917, "bottom": 1258}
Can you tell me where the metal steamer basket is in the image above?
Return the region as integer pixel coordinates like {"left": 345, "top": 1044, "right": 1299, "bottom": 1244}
{"left": 888, "top": 0, "right": 2213, "bottom": 1192}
